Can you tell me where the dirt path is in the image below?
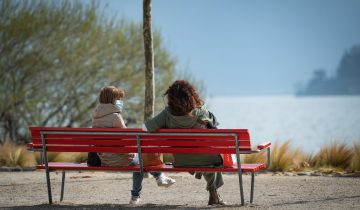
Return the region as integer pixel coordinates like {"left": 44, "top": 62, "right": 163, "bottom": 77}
{"left": 1, "top": 171, "right": 360, "bottom": 209}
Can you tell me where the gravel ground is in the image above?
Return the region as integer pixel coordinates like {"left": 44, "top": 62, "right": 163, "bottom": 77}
{"left": 1, "top": 171, "right": 360, "bottom": 209}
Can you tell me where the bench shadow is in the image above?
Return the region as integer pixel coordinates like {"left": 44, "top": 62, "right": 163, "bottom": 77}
{"left": 9, "top": 203, "right": 243, "bottom": 209}
{"left": 272, "top": 195, "right": 360, "bottom": 207}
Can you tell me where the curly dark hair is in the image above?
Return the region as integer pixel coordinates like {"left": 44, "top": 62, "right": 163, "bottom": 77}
{"left": 164, "top": 80, "right": 204, "bottom": 116}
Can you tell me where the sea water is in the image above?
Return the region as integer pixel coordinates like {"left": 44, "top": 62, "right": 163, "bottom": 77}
{"left": 208, "top": 95, "right": 360, "bottom": 153}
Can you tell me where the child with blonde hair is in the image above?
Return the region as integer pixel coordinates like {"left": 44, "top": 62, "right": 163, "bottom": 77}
{"left": 92, "top": 86, "right": 175, "bottom": 205}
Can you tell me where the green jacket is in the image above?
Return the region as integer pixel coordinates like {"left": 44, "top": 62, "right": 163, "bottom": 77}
{"left": 145, "top": 106, "right": 222, "bottom": 167}
{"left": 145, "top": 106, "right": 217, "bottom": 131}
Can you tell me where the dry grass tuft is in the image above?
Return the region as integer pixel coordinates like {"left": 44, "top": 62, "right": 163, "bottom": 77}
{"left": 304, "top": 153, "right": 319, "bottom": 168}
{"left": 241, "top": 152, "right": 266, "bottom": 164}
{"left": 349, "top": 142, "right": 360, "bottom": 172}
{"left": 316, "top": 142, "right": 353, "bottom": 169}
{"left": 0, "top": 141, "right": 36, "bottom": 167}
{"left": 269, "top": 140, "right": 294, "bottom": 172}
{"left": 35, "top": 152, "right": 87, "bottom": 163}
{"left": 242, "top": 141, "right": 310, "bottom": 171}
{"left": 53, "top": 152, "right": 87, "bottom": 163}
{"left": 290, "top": 149, "right": 311, "bottom": 171}
{"left": 35, "top": 152, "right": 61, "bottom": 163}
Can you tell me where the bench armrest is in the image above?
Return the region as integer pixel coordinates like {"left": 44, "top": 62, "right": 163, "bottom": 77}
{"left": 27, "top": 143, "right": 42, "bottom": 151}
{"left": 27, "top": 143, "right": 34, "bottom": 150}
{"left": 252, "top": 141, "right": 271, "bottom": 169}
{"left": 257, "top": 141, "right": 271, "bottom": 150}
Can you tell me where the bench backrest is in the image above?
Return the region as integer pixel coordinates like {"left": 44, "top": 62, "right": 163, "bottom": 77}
{"left": 29, "top": 127, "right": 251, "bottom": 154}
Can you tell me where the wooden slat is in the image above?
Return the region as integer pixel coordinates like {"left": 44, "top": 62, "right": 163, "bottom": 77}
{"left": 33, "top": 135, "right": 244, "bottom": 141}
{"left": 142, "top": 147, "right": 237, "bottom": 154}
{"left": 43, "top": 146, "right": 245, "bottom": 154}
{"left": 144, "top": 163, "right": 266, "bottom": 173}
{"left": 37, "top": 162, "right": 141, "bottom": 171}
{"left": 140, "top": 140, "right": 236, "bottom": 147}
{"left": 31, "top": 139, "right": 239, "bottom": 147}
{"left": 28, "top": 127, "right": 253, "bottom": 152}
{"left": 37, "top": 162, "right": 266, "bottom": 173}
{"left": 42, "top": 139, "right": 138, "bottom": 146}
{"left": 45, "top": 146, "right": 138, "bottom": 153}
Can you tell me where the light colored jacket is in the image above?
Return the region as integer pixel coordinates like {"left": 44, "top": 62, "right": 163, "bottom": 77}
{"left": 92, "top": 103, "right": 134, "bottom": 166}
{"left": 92, "top": 103, "right": 126, "bottom": 128}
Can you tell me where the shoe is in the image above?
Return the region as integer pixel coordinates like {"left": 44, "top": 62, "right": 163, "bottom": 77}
{"left": 129, "top": 196, "right": 140, "bottom": 205}
{"left": 195, "top": 172, "right": 203, "bottom": 179}
{"left": 208, "top": 189, "right": 226, "bottom": 205}
{"left": 156, "top": 175, "right": 176, "bottom": 187}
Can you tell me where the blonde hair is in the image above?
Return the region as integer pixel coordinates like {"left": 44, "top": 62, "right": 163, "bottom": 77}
{"left": 99, "top": 86, "right": 124, "bottom": 104}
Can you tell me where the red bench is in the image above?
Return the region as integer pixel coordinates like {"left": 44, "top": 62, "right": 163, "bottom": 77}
{"left": 28, "top": 127, "right": 271, "bottom": 206}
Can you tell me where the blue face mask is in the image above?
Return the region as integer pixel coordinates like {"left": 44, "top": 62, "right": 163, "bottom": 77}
{"left": 115, "top": 100, "right": 124, "bottom": 111}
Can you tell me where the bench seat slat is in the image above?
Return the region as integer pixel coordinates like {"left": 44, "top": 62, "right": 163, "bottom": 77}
{"left": 38, "top": 139, "right": 137, "bottom": 146}
{"left": 32, "top": 136, "right": 251, "bottom": 142}
{"left": 142, "top": 140, "right": 237, "bottom": 147}
{"left": 142, "top": 147, "right": 241, "bottom": 154}
{"left": 41, "top": 146, "right": 246, "bottom": 154}
{"left": 45, "top": 146, "right": 138, "bottom": 153}
{"left": 145, "top": 164, "right": 266, "bottom": 173}
{"left": 32, "top": 136, "right": 237, "bottom": 141}
{"left": 37, "top": 162, "right": 266, "bottom": 173}
{"left": 30, "top": 139, "right": 238, "bottom": 147}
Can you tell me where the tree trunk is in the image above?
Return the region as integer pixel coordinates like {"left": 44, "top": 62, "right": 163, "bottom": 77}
{"left": 143, "top": 0, "right": 155, "bottom": 121}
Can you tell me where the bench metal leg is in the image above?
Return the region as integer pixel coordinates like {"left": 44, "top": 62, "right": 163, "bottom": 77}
{"left": 237, "top": 171, "right": 245, "bottom": 205}
{"left": 250, "top": 172, "right": 255, "bottom": 203}
{"left": 45, "top": 165, "right": 52, "bottom": 204}
{"left": 60, "top": 171, "right": 65, "bottom": 202}
{"left": 41, "top": 133, "right": 52, "bottom": 204}
{"left": 234, "top": 135, "right": 245, "bottom": 206}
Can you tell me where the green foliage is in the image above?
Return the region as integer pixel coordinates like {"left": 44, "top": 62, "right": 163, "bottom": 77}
{"left": 0, "top": 0, "right": 184, "bottom": 143}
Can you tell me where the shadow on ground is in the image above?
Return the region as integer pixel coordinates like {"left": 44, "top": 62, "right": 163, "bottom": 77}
{"left": 8, "top": 203, "right": 245, "bottom": 210}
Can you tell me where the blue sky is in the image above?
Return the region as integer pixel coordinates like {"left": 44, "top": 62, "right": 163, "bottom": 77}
{"left": 98, "top": 0, "right": 360, "bottom": 96}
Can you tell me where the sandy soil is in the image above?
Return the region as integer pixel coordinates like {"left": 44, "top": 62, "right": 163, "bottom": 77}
{"left": 0, "top": 171, "right": 360, "bottom": 209}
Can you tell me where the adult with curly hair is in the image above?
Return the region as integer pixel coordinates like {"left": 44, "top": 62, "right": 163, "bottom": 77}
{"left": 143, "top": 80, "right": 226, "bottom": 205}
